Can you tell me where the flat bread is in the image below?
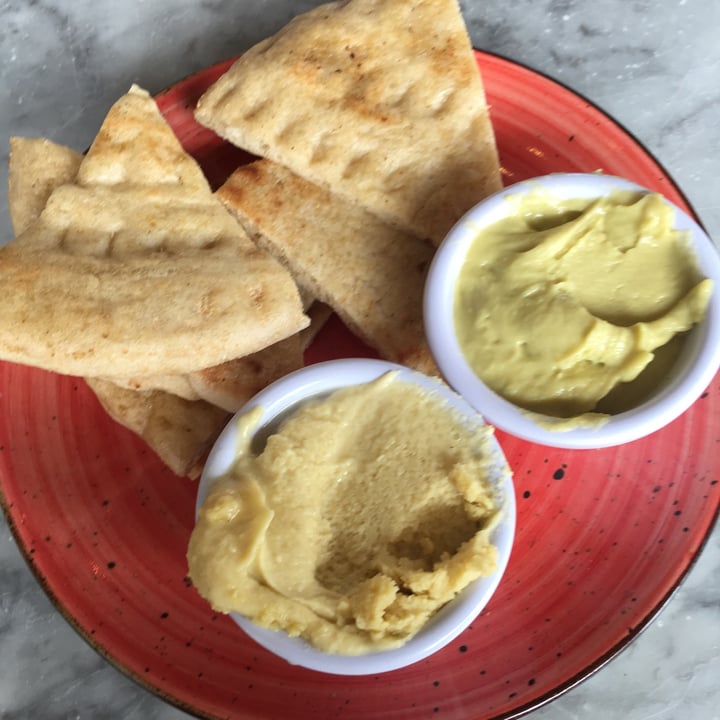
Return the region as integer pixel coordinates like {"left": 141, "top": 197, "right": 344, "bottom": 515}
{"left": 8, "top": 138, "right": 204, "bottom": 402}
{"left": 7, "top": 135, "right": 313, "bottom": 418}
{"left": 8, "top": 137, "right": 83, "bottom": 236}
{"left": 218, "top": 160, "right": 439, "bottom": 375}
{"left": 7, "top": 136, "right": 231, "bottom": 478}
{"left": 195, "top": 0, "right": 501, "bottom": 243}
{"left": 104, "top": 273, "right": 323, "bottom": 406}
{"left": 100, "top": 372, "right": 201, "bottom": 400}
{"left": 0, "top": 86, "right": 308, "bottom": 378}
{"left": 85, "top": 378, "right": 229, "bottom": 480}
{"left": 188, "top": 334, "right": 304, "bottom": 412}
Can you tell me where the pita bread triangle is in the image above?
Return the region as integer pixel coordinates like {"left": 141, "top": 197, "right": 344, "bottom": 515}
{"left": 0, "top": 85, "right": 308, "bottom": 378}
{"left": 217, "top": 159, "right": 439, "bottom": 375}
{"left": 195, "top": 0, "right": 502, "bottom": 243}
{"left": 7, "top": 136, "right": 315, "bottom": 473}
{"left": 7, "top": 136, "right": 232, "bottom": 478}
{"left": 85, "top": 377, "right": 229, "bottom": 479}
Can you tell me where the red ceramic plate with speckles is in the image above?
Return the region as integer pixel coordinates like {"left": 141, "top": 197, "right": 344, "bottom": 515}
{"left": 1, "top": 52, "right": 718, "bottom": 720}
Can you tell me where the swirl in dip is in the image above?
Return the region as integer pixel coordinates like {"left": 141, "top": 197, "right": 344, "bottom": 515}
{"left": 187, "top": 372, "right": 506, "bottom": 655}
{"left": 454, "top": 190, "right": 713, "bottom": 423}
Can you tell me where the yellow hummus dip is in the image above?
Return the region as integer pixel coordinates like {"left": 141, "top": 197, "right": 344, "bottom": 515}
{"left": 455, "top": 190, "right": 713, "bottom": 419}
{"left": 187, "top": 373, "right": 504, "bottom": 655}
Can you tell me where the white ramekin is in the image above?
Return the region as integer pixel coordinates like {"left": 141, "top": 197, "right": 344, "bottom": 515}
{"left": 424, "top": 173, "right": 720, "bottom": 449}
{"left": 196, "top": 358, "right": 516, "bottom": 674}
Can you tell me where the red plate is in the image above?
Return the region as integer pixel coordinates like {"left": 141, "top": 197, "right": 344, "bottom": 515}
{"left": 1, "top": 52, "right": 718, "bottom": 720}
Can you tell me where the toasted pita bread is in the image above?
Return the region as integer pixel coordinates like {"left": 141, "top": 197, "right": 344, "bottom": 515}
{"left": 100, "top": 372, "right": 201, "bottom": 400}
{"left": 8, "top": 137, "right": 83, "bottom": 236}
{"left": 0, "top": 86, "right": 308, "bottom": 378}
{"left": 188, "top": 333, "right": 304, "bottom": 412}
{"left": 98, "top": 267, "right": 321, "bottom": 404}
{"left": 85, "top": 378, "right": 229, "bottom": 479}
{"left": 8, "top": 138, "right": 203, "bottom": 402}
{"left": 117, "top": 264, "right": 325, "bottom": 408}
{"left": 107, "top": 299, "right": 328, "bottom": 407}
{"left": 7, "top": 134, "right": 318, "bottom": 413}
{"left": 7, "top": 136, "right": 232, "bottom": 477}
{"left": 218, "top": 160, "right": 438, "bottom": 375}
{"left": 195, "top": 0, "right": 501, "bottom": 244}
{"left": 110, "top": 304, "right": 328, "bottom": 411}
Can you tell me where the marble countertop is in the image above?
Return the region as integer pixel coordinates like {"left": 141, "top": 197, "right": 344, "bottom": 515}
{"left": 1, "top": 0, "right": 718, "bottom": 718}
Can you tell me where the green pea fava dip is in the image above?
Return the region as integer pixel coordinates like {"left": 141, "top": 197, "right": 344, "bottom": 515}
{"left": 454, "top": 190, "right": 712, "bottom": 425}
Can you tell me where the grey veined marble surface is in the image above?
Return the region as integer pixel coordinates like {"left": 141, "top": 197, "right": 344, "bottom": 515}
{"left": 1, "top": 0, "right": 719, "bottom": 718}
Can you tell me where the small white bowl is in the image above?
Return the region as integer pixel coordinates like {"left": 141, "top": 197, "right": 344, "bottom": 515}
{"left": 196, "top": 358, "right": 515, "bottom": 675}
{"left": 424, "top": 173, "right": 720, "bottom": 449}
